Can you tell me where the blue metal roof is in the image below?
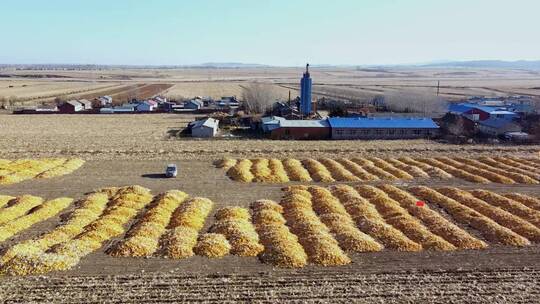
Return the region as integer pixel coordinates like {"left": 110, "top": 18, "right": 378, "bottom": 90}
{"left": 448, "top": 103, "right": 508, "bottom": 114}
{"left": 328, "top": 117, "right": 439, "bottom": 129}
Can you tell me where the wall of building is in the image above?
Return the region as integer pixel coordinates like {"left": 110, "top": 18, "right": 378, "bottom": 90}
{"left": 478, "top": 124, "right": 521, "bottom": 136}
{"left": 192, "top": 126, "right": 217, "bottom": 138}
{"left": 270, "top": 127, "right": 330, "bottom": 140}
{"left": 331, "top": 128, "right": 438, "bottom": 140}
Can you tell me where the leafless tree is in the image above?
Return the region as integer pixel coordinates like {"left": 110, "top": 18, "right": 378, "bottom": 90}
{"left": 382, "top": 90, "right": 448, "bottom": 115}
{"left": 241, "top": 83, "right": 280, "bottom": 114}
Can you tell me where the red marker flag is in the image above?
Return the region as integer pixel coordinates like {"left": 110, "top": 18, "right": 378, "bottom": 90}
{"left": 416, "top": 201, "right": 425, "bottom": 207}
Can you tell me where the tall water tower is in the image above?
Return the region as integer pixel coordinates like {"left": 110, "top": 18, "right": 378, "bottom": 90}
{"left": 300, "top": 63, "right": 312, "bottom": 116}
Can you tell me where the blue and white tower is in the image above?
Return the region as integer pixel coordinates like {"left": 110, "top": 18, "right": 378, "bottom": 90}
{"left": 300, "top": 63, "right": 312, "bottom": 116}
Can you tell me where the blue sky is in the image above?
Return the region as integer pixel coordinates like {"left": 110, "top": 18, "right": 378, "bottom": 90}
{"left": 1, "top": 0, "right": 539, "bottom": 66}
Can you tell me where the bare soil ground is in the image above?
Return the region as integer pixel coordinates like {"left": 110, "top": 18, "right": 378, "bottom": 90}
{"left": 0, "top": 109, "right": 539, "bottom": 302}
{"left": 1, "top": 114, "right": 539, "bottom": 161}
{"left": 0, "top": 158, "right": 539, "bottom": 302}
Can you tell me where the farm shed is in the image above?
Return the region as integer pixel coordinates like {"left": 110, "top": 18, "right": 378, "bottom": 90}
{"left": 185, "top": 99, "right": 204, "bottom": 110}
{"left": 95, "top": 96, "right": 113, "bottom": 107}
{"left": 58, "top": 100, "right": 83, "bottom": 113}
{"left": 477, "top": 118, "right": 522, "bottom": 136}
{"left": 263, "top": 117, "right": 330, "bottom": 140}
{"left": 154, "top": 96, "right": 167, "bottom": 104}
{"left": 136, "top": 100, "right": 156, "bottom": 112}
{"left": 190, "top": 118, "right": 219, "bottom": 138}
{"left": 328, "top": 117, "right": 439, "bottom": 140}
{"left": 78, "top": 99, "right": 92, "bottom": 110}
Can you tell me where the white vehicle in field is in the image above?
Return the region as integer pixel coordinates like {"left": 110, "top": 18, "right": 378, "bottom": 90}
{"left": 165, "top": 164, "right": 178, "bottom": 178}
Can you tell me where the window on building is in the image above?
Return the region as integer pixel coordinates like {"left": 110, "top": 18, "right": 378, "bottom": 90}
{"left": 348, "top": 129, "right": 356, "bottom": 135}
{"left": 388, "top": 129, "right": 396, "bottom": 135}
{"left": 413, "top": 129, "right": 422, "bottom": 135}
{"left": 285, "top": 129, "right": 290, "bottom": 136}
{"left": 362, "top": 129, "right": 370, "bottom": 135}
{"left": 336, "top": 129, "right": 344, "bottom": 136}
{"left": 399, "top": 129, "right": 406, "bottom": 135}
{"left": 376, "top": 129, "right": 384, "bottom": 135}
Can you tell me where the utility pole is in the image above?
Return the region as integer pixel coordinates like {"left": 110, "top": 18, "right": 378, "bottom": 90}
{"left": 437, "top": 81, "right": 440, "bottom": 96}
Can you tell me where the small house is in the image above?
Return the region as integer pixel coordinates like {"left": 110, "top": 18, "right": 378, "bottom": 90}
{"left": 154, "top": 96, "right": 167, "bottom": 104}
{"left": 477, "top": 118, "right": 522, "bottom": 136}
{"left": 58, "top": 100, "right": 83, "bottom": 113}
{"left": 184, "top": 99, "right": 204, "bottom": 110}
{"left": 113, "top": 104, "right": 137, "bottom": 113}
{"left": 136, "top": 100, "right": 157, "bottom": 112}
{"left": 190, "top": 118, "right": 219, "bottom": 138}
{"left": 78, "top": 99, "right": 93, "bottom": 110}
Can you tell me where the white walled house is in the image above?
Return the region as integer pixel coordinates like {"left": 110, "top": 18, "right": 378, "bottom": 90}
{"left": 190, "top": 118, "right": 219, "bottom": 138}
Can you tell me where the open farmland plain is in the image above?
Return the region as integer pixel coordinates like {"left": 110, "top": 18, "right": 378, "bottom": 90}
{"left": 0, "top": 112, "right": 539, "bottom": 302}
{"left": 2, "top": 67, "right": 540, "bottom": 107}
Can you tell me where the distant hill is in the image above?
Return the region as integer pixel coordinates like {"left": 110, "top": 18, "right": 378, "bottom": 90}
{"left": 419, "top": 60, "right": 540, "bottom": 69}
{"left": 195, "top": 62, "right": 270, "bottom": 68}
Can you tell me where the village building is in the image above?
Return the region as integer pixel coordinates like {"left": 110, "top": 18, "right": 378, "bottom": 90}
{"left": 78, "top": 99, "right": 93, "bottom": 110}
{"left": 328, "top": 117, "right": 440, "bottom": 140}
{"left": 136, "top": 100, "right": 157, "bottom": 112}
{"left": 262, "top": 116, "right": 330, "bottom": 140}
{"left": 58, "top": 100, "right": 83, "bottom": 113}
{"left": 477, "top": 118, "right": 522, "bottom": 136}
{"left": 190, "top": 118, "right": 219, "bottom": 138}
{"left": 184, "top": 99, "right": 204, "bottom": 110}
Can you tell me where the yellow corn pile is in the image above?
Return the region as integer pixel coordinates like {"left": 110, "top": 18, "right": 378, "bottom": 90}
{"left": 409, "top": 186, "right": 530, "bottom": 247}
{"left": 308, "top": 186, "right": 382, "bottom": 252}
{"left": 109, "top": 190, "right": 189, "bottom": 257}
{"left": 0, "top": 186, "right": 152, "bottom": 276}
{"left": 438, "top": 187, "right": 540, "bottom": 242}
{"left": 0, "top": 158, "right": 85, "bottom": 185}
{"left": 0, "top": 197, "right": 73, "bottom": 243}
{"left": 330, "top": 185, "right": 422, "bottom": 251}
{"left": 503, "top": 193, "right": 540, "bottom": 211}
{"left": 193, "top": 233, "right": 231, "bottom": 258}
{"left": 162, "top": 197, "right": 214, "bottom": 259}
{"left": 280, "top": 188, "right": 351, "bottom": 266}
{"left": 301, "top": 159, "right": 335, "bottom": 182}
{"left": 209, "top": 207, "right": 263, "bottom": 257}
{"left": 377, "top": 184, "right": 487, "bottom": 249}
{"left": 251, "top": 199, "right": 308, "bottom": 268}
{"left": 470, "top": 190, "right": 540, "bottom": 228}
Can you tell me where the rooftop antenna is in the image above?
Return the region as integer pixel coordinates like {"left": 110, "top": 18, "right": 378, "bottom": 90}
{"left": 437, "top": 80, "right": 440, "bottom": 96}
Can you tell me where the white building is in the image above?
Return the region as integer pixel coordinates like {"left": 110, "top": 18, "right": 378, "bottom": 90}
{"left": 190, "top": 118, "right": 219, "bottom": 138}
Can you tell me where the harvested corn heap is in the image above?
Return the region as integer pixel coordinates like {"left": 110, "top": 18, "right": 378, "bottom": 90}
{"left": 0, "top": 158, "right": 85, "bottom": 185}
{"left": 317, "top": 158, "right": 359, "bottom": 182}
{"left": 377, "top": 184, "right": 487, "bottom": 250}
{"left": 0, "top": 197, "right": 73, "bottom": 243}
{"left": 437, "top": 187, "right": 540, "bottom": 242}
{"left": 469, "top": 190, "right": 540, "bottom": 228}
{"left": 354, "top": 185, "right": 455, "bottom": 251}
{"left": 209, "top": 207, "right": 264, "bottom": 256}
{"left": 217, "top": 157, "right": 540, "bottom": 184}
{"left": 280, "top": 188, "right": 351, "bottom": 266}
{"left": 162, "top": 197, "right": 214, "bottom": 259}
{"left": 0, "top": 186, "right": 153, "bottom": 276}
{"left": 301, "top": 159, "right": 335, "bottom": 182}
{"left": 330, "top": 185, "right": 422, "bottom": 251}
{"left": 307, "top": 186, "right": 383, "bottom": 252}
{"left": 109, "top": 190, "right": 189, "bottom": 257}
{"left": 409, "top": 186, "right": 530, "bottom": 247}
{"left": 251, "top": 199, "right": 308, "bottom": 268}
{"left": 282, "top": 158, "right": 312, "bottom": 182}
{"left": 193, "top": 233, "right": 231, "bottom": 258}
